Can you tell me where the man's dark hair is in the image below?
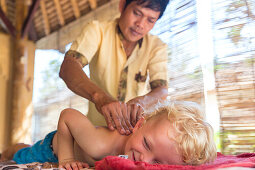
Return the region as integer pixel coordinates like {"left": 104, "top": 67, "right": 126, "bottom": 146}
{"left": 124, "top": 0, "right": 169, "bottom": 19}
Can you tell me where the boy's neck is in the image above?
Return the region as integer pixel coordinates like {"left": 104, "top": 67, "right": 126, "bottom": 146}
{"left": 111, "top": 133, "right": 131, "bottom": 156}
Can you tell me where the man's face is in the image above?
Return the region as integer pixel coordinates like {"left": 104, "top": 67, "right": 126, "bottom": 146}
{"left": 119, "top": 1, "right": 160, "bottom": 42}
{"left": 124, "top": 114, "right": 183, "bottom": 165}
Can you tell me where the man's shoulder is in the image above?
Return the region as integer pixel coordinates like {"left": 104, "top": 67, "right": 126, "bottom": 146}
{"left": 86, "top": 19, "right": 117, "bottom": 31}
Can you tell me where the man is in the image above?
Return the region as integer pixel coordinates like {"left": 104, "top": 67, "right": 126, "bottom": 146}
{"left": 59, "top": 0, "right": 169, "bottom": 135}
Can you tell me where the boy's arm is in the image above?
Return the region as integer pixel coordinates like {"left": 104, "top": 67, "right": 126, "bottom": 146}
{"left": 57, "top": 108, "right": 113, "bottom": 168}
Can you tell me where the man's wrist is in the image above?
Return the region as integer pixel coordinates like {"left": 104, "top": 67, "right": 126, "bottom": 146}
{"left": 137, "top": 95, "right": 146, "bottom": 105}
{"left": 91, "top": 91, "right": 99, "bottom": 104}
{"left": 91, "top": 91, "right": 115, "bottom": 107}
{"left": 127, "top": 95, "right": 145, "bottom": 107}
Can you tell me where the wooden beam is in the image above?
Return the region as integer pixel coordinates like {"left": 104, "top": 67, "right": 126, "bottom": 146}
{"left": 15, "top": 0, "right": 26, "bottom": 36}
{"left": 70, "top": 0, "right": 80, "bottom": 18}
{"left": 0, "top": 6, "right": 16, "bottom": 37}
{"left": 88, "top": 0, "right": 97, "bottom": 9}
{"left": 40, "top": 0, "right": 50, "bottom": 35}
{"left": 21, "top": 0, "right": 41, "bottom": 38}
{"left": 0, "top": 0, "right": 7, "bottom": 13}
{"left": 53, "top": 0, "right": 65, "bottom": 26}
{"left": 28, "top": 20, "right": 37, "bottom": 41}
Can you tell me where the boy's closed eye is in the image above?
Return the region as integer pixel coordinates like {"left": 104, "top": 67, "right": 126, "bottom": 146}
{"left": 143, "top": 137, "right": 150, "bottom": 150}
{"left": 143, "top": 137, "right": 162, "bottom": 164}
{"left": 154, "top": 159, "right": 161, "bottom": 164}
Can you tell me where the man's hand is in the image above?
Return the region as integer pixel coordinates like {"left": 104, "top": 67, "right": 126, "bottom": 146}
{"left": 93, "top": 93, "right": 145, "bottom": 135}
{"left": 126, "top": 97, "right": 145, "bottom": 127}
{"left": 101, "top": 101, "right": 133, "bottom": 135}
{"left": 93, "top": 93, "right": 133, "bottom": 135}
{"left": 59, "top": 159, "right": 89, "bottom": 170}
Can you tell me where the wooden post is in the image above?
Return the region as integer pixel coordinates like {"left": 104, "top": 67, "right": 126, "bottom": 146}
{"left": 9, "top": 0, "right": 35, "bottom": 145}
{"left": 0, "top": 33, "right": 13, "bottom": 152}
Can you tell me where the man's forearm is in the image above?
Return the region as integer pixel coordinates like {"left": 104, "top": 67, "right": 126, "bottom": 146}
{"left": 59, "top": 54, "right": 115, "bottom": 110}
{"left": 126, "top": 85, "right": 168, "bottom": 125}
{"left": 133, "top": 86, "right": 168, "bottom": 109}
{"left": 59, "top": 55, "right": 99, "bottom": 101}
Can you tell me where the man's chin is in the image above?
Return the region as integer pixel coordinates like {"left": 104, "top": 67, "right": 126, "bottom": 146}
{"left": 126, "top": 37, "right": 142, "bottom": 43}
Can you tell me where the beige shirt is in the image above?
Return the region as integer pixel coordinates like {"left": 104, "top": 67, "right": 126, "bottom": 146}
{"left": 70, "top": 19, "right": 168, "bottom": 126}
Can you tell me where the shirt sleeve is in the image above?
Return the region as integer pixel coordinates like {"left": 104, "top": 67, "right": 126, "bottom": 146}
{"left": 148, "top": 38, "right": 169, "bottom": 84}
{"left": 70, "top": 21, "right": 102, "bottom": 65}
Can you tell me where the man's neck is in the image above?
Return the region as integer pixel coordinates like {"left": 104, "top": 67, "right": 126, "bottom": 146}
{"left": 117, "top": 23, "right": 142, "bottom": 57}
{"left": 122, "top": 40, "right": 137, "bottom": 57}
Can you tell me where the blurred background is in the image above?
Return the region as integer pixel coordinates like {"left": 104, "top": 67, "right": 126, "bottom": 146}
{"left": 0, "top": 0, "right": 254, "bottom": 155}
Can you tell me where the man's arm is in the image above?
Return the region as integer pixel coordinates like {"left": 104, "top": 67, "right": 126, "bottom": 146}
{"left": 127, "top": 36, "right": 169, "bottom": 125}
{"left": 127, "top": 80, "right": 168, "bottom": 126}
{"left": 59, "top": 50, "right": 112, "bottom": 105}
{"left": 59, "top": 51, "right": 133, "bottom": 134}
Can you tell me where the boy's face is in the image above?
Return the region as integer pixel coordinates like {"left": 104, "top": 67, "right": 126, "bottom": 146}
{"left": 124, "top": 114, "right": 183, "bottom": 165}
{"left": 119, "top": 1, "right": 160, "bottom": 42}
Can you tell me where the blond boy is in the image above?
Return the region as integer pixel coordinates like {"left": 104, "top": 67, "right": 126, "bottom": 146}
{"left": 1, "top": 101, "right": 217, "bottom": 169}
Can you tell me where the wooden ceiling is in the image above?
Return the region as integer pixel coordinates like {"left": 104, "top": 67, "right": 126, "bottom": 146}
{"left": 0, "top": 0, "right": 111, "bottom": 41}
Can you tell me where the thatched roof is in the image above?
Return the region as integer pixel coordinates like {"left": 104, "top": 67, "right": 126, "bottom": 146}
{"left": 0, "top": 0, "right": 111, "bottom": 41}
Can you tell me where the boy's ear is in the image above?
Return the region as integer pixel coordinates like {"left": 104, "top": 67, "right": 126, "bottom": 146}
{"left": 119, "top": 0, "right": 126, "bottom": 13}
{"left": 133, "top": 117, "right": 145, "bottom": 132}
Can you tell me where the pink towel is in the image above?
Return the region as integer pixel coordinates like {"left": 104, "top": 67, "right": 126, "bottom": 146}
{"left": 95, "top": 152, "right": 255, "bottom": 170}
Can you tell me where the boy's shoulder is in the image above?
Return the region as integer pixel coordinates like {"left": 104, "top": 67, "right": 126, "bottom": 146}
{"left": 82, "top": 127, "right": 123, "bottom": 158}
{"left": 95, "top": 126, "right": 124, "bottom": 149}
{"left": 95, "top": 127, "right": 128, "bottom": 157}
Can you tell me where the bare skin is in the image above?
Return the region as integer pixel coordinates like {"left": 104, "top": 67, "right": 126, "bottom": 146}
{"left": 59, "top": 0, "right": 168, "bottom": 135}
{"left": 1, "top": 143, "right": 31, "bottom": 161}
{"left": 0, "top": 109, "right": 182, "bottom": 169}
{"left": 53, "top": 108, "right": 182, "bottom": 170}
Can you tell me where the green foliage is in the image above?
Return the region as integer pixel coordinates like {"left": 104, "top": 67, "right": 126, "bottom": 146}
{"left": 226, "top": 0, "right": 245, "bottom": 12}
{"left": 219, "top": 130, "right": 255, "bottom": 154}
{"left": 186, "top": 67, "right": 203, "bottom": 79}
{"left": 214, "top": 64, "right": 227, "bottom": 71}
{"left": 227, "top": 24, "right": 244, "bottom": 46}
{"left": 244, "top": 56, "right": 255, "bottom": 66}
{"left": 225, "top": 0, "right": 254, "bottom": 46}
{"left": 214, "top": 130, "right": 222, "bottom": 152}
{"left": 39, "top": 58, "right": 64, "bottom": 100}
{"left": 167, "top": 48, "right": 172, "bottom": 63}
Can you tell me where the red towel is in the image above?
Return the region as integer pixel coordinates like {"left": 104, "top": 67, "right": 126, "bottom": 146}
{"left": 95, "top": 152, "right": 255, "bottom": 170}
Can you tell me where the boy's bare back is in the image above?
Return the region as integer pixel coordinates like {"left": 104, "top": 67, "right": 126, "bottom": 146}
{"left": 52, "top": 109, "right": 128, "bottom": 166}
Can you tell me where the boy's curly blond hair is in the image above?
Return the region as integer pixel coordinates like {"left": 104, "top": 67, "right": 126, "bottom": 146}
{"left": 144, "top": 101, "right": 217, "bottom": 165}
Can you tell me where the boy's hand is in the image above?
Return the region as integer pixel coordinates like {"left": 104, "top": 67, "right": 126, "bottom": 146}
{"left": 59, "top": 160, "right": 89, "bottom": 170}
